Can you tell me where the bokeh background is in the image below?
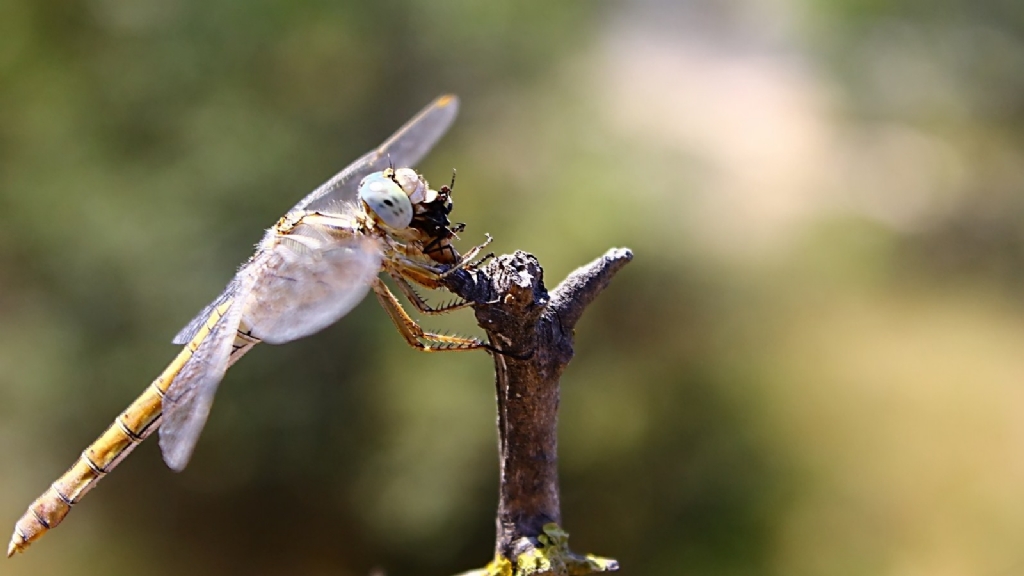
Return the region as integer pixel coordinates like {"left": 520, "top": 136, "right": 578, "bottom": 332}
{"left": 3, "top": 1, "right": 1024, "bottom": 575}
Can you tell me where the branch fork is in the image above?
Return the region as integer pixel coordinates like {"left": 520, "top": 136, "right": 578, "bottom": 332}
{"left": 443, "top": 248, "right": 632, "bottom": 576}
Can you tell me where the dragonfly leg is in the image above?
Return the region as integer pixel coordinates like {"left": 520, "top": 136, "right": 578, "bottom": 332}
{"left": 468, "top": 250, "right": 495, "bottom": 268}
{"left": 389, "top": 272, "right": 471, "bottom": 315}
{"left": 372, "top": 278, "right": 486, "bottom": 352}
{"left": 388, "top": 234, "right": 494, "bottom": 286}
{"left": 438, "top": 234, "right": 493, "bottom": 279}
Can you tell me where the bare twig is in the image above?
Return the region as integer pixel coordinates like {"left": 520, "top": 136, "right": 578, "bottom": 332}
{"left": 443, "top": 248, "right": 631, "bottom": 576}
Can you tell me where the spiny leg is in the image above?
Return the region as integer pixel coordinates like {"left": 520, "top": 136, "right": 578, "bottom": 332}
{"left": 389, "top": 272, "right": 471, "bottom": 316}
{"left": 438, "top": 234, "right": 493, "bottom": 279}
{"left": 387, "top": 234, "right": 495, "bottom": 289}
{"left": 372, "top": 278, "right": 486, "bottom": 352}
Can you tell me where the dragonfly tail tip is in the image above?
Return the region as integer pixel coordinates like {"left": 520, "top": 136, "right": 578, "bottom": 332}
{"left": 7, "top": 532, "right": 25, "bottom": 558}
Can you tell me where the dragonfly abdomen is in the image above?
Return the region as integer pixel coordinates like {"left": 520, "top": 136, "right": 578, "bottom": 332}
{"left": 8, "top": 325, "right": 258, "bottom": 557}
{"left": 7, "top": 376, "right": 168, "bottom": 556}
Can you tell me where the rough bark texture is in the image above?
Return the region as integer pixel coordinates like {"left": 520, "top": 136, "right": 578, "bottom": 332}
{"left": 443, "top": 248, "right": 631, "bottom": 576}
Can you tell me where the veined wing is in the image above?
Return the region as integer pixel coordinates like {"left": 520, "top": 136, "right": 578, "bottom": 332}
{"left": 171, "top": 235, "right": 381, "bottom": 346}
{"left": 243, "top": 224, "right": 383, "bottom": 344}
{"left": 172, "top": 95, "right": 458, "bottom": 346}
{"left": 160, "top": 230, "right": 382, "bottom": 469}
{"left": 172, "top": 278, "right": 238, "bottom": 345}
{"left": 291, "top": 94, "right": 460, "bottom": 214}
{"left": 160, "top": 274, "right": 253, "bottom": 471}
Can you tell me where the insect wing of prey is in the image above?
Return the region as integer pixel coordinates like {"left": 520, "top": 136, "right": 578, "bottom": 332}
{"left": 162, "top": 94, "right": 461, "bottom": 470}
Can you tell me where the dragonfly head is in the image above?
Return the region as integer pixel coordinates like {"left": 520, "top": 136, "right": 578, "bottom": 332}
{"left": 358, "top": 171, "right": 414, "bottom": 229}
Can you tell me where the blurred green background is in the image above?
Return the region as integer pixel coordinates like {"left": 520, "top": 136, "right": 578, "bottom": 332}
{"left": 3, "top": 0, "right": 1024, "bottom": 575}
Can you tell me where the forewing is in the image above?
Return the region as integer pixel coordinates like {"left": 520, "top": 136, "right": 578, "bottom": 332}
{"left": 292, "top": 95, "right": 459, "bottom": 214}
{"left": 175, "top": 96, "right": 456, "bottom": 344}
{"left": 159, "top": 98, "right": 454, "bottom": 468}
{"left": 244, "top": 231, "right": 383, "bottom": 344}
{"left": 159, "top": 280, "right": 250, "bottom": 471}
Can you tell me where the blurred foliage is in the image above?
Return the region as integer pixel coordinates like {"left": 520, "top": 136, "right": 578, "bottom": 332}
{"left": 3, "top": 1, "right": 1024, "bottom": 576}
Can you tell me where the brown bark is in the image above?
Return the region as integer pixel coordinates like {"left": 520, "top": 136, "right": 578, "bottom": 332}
{"left": 443, "top": 248, "right": 631, "bottom": 575}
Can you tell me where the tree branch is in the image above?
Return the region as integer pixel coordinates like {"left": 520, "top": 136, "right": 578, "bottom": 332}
{"left": 443, "top": 248, "right": 632, "bottom": 576}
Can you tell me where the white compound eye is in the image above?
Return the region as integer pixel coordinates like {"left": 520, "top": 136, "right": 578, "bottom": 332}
{"left": 394, "top": 168, "right": 430, "bottom": 204}
{"left": 358, "top": 172, "right": 413, "bottom": 228}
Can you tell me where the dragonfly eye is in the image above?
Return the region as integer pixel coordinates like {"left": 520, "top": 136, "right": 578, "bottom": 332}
{"left": 358, "top": 172, "right": 414, "bottom": 229}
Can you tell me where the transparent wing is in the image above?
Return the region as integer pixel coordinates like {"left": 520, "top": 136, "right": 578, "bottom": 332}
{"left": 172, "top": 278, "right": 240, "bottom": 345}
{"left": 172, "top": 95, "right": 457, "bottom": 344}
{"left": 160, "top": 230, "right": 380, "bottom": 470}
{"left": 159, "top": 275, "right": 252, "bottom": 471}
{"left": 291, "top": 94, "right": 459, "bottom": 214}
{"left": 243, "top": 229, "right": 383, "bottom": 345}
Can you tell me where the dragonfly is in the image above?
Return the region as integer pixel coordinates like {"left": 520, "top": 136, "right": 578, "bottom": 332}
{"left": 8, "top": 94, "right": 494, "bottom": 557}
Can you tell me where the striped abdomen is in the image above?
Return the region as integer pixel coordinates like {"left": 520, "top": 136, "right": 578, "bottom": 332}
{"left": 7, "top": 302, "right": 257, "bottom": 557}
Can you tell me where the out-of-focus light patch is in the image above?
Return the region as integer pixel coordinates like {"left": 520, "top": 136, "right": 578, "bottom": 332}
{"left": 175, "top": 394, "right": 262, "bottom": 496}
{"left": 763, "top": 291, "right": 1024, "bottom": 575}
{"left": 350, "top": 354, "right": 492, "bottom": 549}
{"left": 0, "top": 1, "right": 32, "bottom": 72}
{"left": 837, "top": 123, "right": 967, "bottom": 233}
{"left": 561, "top": 360, "right": 653, "bottom": 471}
{"left": 593, "top": 11, "right": 978, "bottom": 258}
{"left": 0, "top": 299, "right": 82, "bottom": 422}
{"left": 270, "top": 21, "right": 372, "bottom": 121}
{"left": 598, "top": 23, "right": 838, "bottom": 256}
{"left": 177, "top": 91, "right": 297, "bottom": 200}
{"left": 88, "top": 0, "right": 182, "bottom": 34}
{"left": 855, "top": 22, "right": 969, "bottom": 120}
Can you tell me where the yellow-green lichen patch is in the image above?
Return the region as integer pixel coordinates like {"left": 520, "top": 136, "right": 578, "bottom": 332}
{"left": 457, "top": 524, "right": 618, "bottom": 576}
{"left": 453, "top": 556, "right": 512, "bottom": 576}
